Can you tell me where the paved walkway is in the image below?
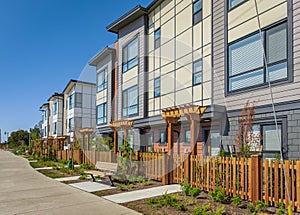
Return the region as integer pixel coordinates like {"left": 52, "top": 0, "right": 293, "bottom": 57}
{"left": 103, "top": 184, "right": 181, "bottom": 203}
{"left": 0, "top": 150, "right": 140, "bottom": 215}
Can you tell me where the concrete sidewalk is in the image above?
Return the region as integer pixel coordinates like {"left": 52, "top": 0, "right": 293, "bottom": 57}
{"left": 103, "top": 184, "right": 181, "bottom": 203}
{"left": 0, "top": 150, "right": 140, "bottom": 215}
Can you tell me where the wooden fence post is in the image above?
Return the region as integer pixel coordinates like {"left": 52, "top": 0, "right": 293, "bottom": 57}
{"left": 162, "top": 153, "right": 169, "bottom": 185}
{"left": 251, "top": 155, "right": 262, "bottom": 205}
{"left": 184, "top": 154, "right": 191, "bottom": 183}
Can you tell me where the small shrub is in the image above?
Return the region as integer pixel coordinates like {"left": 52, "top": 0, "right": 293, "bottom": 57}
{"left": 190, "top": 187, "right": 202, "bottom": 197}
{"left": 117, "top": 184, "right": 126, "bottom": 191}
{"left": 277, "top": 202, "right": 285, "bottom": 215}
{"left": 208, "top": 186, "right": 228, "bottom": 203}
{"left": 215, "top": 206, "right": 226, "bottom": 215}
{"left": 80, "top": 163, "right": 91, "bottom": 170}
{"left": 256, "top": 200, "right": 269, "bottom": 212}
{"left": 192, "top": 203, "right": 211, "bottom": 215}
{"left": 79, "top": 174, "right": 87, "bottom": 180}
{"left": 231, "top": 194, "right": 241, "bottom": 206}
{"left": 142, "top": 178, "right": 152, "bottom": 186}
{"left": 248, "top": 200, "right": 269, "bottom": 214}
{"left": 137, "top": 176, "right": 145, "bottom": 183}
{"left": 180, "top": 181, "right": 192, "bottom": 196}
{"left": 180, "top": 181, "right": 202, "bottom": 197}
{"left": 193, "top": 203, "right": 226, "bottom": 215}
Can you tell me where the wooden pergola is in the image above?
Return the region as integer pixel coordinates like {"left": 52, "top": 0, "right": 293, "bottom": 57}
{"left": 79, "top": 128, "right": 94, "bottom": 150}
{"left": 161, "top": 104, "right": 206, "bottom": 155}
{"left": 110, "top": 120, "right": 134, "bottom": 153}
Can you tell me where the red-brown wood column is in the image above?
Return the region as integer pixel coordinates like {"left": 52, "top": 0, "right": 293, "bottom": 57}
{"left": 113, "top": 130, "right": 118, "bottom": 154}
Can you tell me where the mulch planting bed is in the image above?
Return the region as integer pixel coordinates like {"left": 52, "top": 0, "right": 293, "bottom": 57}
{"left": 121, "top": 192, "right": 255, "bottom": 215}
{"left": 38, "top": 169, "right": 80, "bottom": 178}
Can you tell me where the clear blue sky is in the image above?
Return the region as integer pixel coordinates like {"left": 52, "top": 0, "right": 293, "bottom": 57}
{"left": 0, "top": 0, "right": 152, "bottom": 141}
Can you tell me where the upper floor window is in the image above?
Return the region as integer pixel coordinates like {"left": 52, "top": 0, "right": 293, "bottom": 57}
{"left": 69, "top": 94, "right": 74, "bottom": 110}
{"left": 193, "top": 60, "right": 203, "bottom": 85}
{"left": 68, "top": 118, "right": 74, "bottom": 132}
{"left": 75, "top": 93, "right": 82, "bottom": 108}
{"left": 96, "top": 103, "right": 107, "bottom": 125}
{"left": 53, "top": 102, "right": 57, "bottom": 116}
{"left": 154, "top": 28, "right": 161, "bottom": 49}
{"left": 122, "top": 38, "right": 138, "bottom": 73}
{"left": 154, "top": 78, "right": 161, "bottom": 98}
{"left": 43, "top": 110, "right": 48, "bottom": 122}
{"left": 228, "top": 22, "right": 287, "bottom": 92}
{"left": 228, "top": 0, "right": 247, "bottom": 10}
{"left": 193, "top": 0, "right": 202, "bottom": 25}
{"left": 97, "top": 69, "right": 107, "bottom": 92}
{"left": 122, "top": 86, "right": 138, "bottom": 117}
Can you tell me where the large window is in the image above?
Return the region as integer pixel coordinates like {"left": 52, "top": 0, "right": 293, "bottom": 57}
{"left": 97, "top": 69, "right": 107, "bottom": 92}
{"left": 122, "top": 86, "right": 138, "bottom": 117}
{"left": 228, "top": 0, "right": 247, "bottom": 10}
{"left": 96, "top": 103, "right": 107, "bottom": 125}
{"left": 262, "top": 124, "right": 282, "bottom": 158}
{"left": 122, "top": 38, "right": 138, "bottom": 73}
{"left": 228, "top": 22, "right": 287, "bottom": 92}
{"left": 193, "top": 60, "right": 202, "bottom": 85}
{"left": 53, "top": 102, "right": 57, "bottom": 116}
{"left": 68, "top": 118, "right": 74, "bottom": 132}
{"left": 154, "top": 78, "right": 160, "bottom": 98}
{"left": 193, "top": 0, "right": 202, "bottom": 25}
{"left": 154, "top": 28, "right": 161, "bottom": 49}
{"left": 68, "top": 94, "right": 74, "bottom": 110}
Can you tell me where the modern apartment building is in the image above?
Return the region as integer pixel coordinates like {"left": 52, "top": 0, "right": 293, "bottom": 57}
{"left": 92, "top": 0, "right": 299, "bottom": 159}
{"left": 40, "top": 103, "right": 49, "bottom": 139}
{"left": 62, "top": 80, "right": 96, "bottom": 143}
{"left": 39, "top": 80, "right": 96, "bottom": 148}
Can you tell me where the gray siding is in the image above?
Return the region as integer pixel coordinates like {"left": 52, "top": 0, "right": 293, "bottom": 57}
{"left": 212, "top": 0, "right": 226, "bottom": 107}
{"left": 117, "top": 16, "right": 146, "bottom": 120}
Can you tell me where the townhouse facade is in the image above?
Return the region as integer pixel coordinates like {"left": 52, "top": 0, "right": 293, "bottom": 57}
{"left": 88, "top": 0, "right": 300, "bottom": 159}
{"left": 63, "top": 80, "right": 97, "bottom": 144}
{"left": 39, "top": 80, "right": 96, "bottom": 148}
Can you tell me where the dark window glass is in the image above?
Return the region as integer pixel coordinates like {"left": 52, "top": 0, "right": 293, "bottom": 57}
{"left": 154, "top": 28, "right": 161, "bottom": 49}
{"left": 69, "top": 94, "right": 74, "bottom": 110}
{"left": 228, "top": 0, "right": 247, "bottom": 10}
{"left": 159, "top": 131, "right": 167, "bottom": 145}
{"left": 96, "top": 103, "right": 107, "bottom": 125}
{"left": 154, "top": 78, "right": 160, "bottom": 98}
{"left": 122, "top": 86, "right": 138, "bottom": 117}
{"left": 97, "top": 69, "right": 107, "bottom": 92}
{"left": 193, "top": 60, "right": 202, "bottom": 85}
{"left": 53, "top": 102, "right": 57, "bottom": 115}
{"left": 123, "top": 38, "right": 138, "bottom": 73}
{"left": 193, "top": 0, "right": 202, "bottom": 25}
{"left": 75, "top": 93, "right": 82, "bottom": 108}
{"left": 68, "top": 118, "right": 74, "bottom": 132}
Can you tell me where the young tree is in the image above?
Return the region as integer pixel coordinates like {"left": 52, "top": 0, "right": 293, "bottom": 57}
{"left": 234, "top": 100, "right": 261, "bottom": 157}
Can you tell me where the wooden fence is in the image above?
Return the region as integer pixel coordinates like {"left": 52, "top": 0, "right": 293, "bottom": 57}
{"left": 40, "top": 148, "right": 300, "bottom": 212}
{"left": 172, "top": 154, "right": 300, "bottom": 212}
